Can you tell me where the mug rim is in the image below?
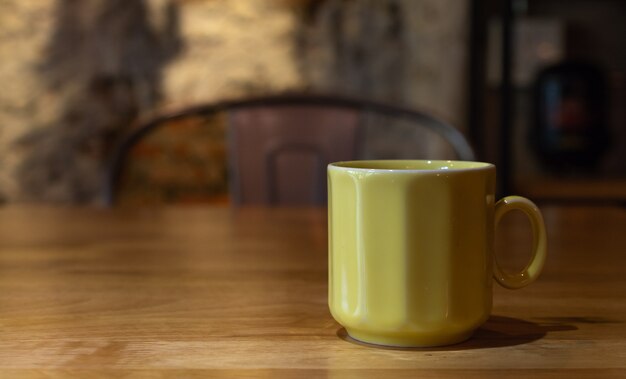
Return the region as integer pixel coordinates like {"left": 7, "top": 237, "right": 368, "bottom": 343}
{"left": 328, "top": 159, "right": 495, "bottom": 173}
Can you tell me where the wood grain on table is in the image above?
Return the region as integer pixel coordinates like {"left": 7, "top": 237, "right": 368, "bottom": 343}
{"left": 0, "top": 205, "right": 625, "bottom": 378}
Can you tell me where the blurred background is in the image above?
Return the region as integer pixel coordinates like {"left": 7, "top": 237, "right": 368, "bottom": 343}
{"left": 0, "top": 0, "right": 624, "bottom": 205}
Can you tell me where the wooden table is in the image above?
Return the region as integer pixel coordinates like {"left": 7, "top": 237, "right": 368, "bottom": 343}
{"left": 0, "top": 205, "right": 625, "bottom": 378}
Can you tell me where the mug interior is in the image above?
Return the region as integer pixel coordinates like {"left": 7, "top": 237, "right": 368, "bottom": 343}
{"left": 329, "top": 160, "right": 493, "bottom": 172}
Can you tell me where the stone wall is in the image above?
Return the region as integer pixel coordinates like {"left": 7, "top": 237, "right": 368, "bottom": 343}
{"left": 0, "top": 0, "right": 470, "bottom": 204}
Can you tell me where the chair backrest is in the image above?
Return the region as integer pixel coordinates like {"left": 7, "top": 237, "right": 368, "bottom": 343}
{"left": 104, "top": 94, "right": 475, "bottom": 206}
{"left": 228, "top": 105, "right": 359, "bottom": 205}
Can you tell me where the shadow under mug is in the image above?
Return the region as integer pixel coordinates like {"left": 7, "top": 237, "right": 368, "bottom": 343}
{"left": 327, "top": 160, "right": 547, "bottom": 347}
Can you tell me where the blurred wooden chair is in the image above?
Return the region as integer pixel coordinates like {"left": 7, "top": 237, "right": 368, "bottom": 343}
{"left": 103, "top": 94, "right": 475, "bottom": 206}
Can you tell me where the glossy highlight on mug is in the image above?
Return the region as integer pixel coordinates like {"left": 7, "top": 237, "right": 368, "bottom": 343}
{"left": 330, "top": 159, "right": 494, "bottom": 172}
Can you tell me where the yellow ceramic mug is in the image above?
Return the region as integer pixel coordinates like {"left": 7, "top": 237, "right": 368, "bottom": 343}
{"left": 327, "top": 160, "right": 547, "bottom": 347}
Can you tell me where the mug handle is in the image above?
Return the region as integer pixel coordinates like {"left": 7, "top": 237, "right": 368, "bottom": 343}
{"left": 493, "top": 196, "right": 547, "bottom": 289}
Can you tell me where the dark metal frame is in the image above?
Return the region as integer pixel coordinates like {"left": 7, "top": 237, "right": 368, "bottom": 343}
{"left": 103, "top": 93, "right": 475, "bottom": 206}
{"left": 468, "top": 0, "right": 514, "bottom": 197}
